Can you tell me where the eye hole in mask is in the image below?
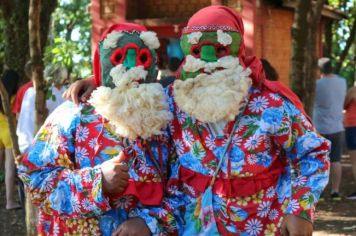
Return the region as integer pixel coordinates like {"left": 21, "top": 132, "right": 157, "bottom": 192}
{"left": 138, "top": 48, "right": 152, "bottom": 69}
{"left": 110, "top": 48, "right": 124, "bottom": 65}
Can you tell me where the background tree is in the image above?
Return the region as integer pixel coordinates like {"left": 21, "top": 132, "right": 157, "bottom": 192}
{"left": 290, "top": 0, "right": 324, "bottom": 116}
{"left": 44, "top": 0, "right": 91, "bottom": 82}
{"left": 0, "top": 1, "right": 57, "bottom": 84}
{"left": 0, "top": 1, "right": 30, "bottom": 83}
{"left": 328, "top": 0, "right": 355, "bottom": 86}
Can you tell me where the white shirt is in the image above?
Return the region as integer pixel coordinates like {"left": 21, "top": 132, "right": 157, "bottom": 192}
{"left": 17, "top": 86, "right": 66, "bottom": 153}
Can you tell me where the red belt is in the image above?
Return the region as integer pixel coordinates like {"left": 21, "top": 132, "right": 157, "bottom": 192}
{"left": 106, "top": 180, "right": 163, "bottom": 206}
{"left": 179, "top": 163, "right": 284, "bottom": 197}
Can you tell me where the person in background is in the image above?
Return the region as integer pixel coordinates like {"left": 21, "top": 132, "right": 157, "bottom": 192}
{"left": 344, "top": 82, "right": 356, "bottom": 200}
{"left": 159, "top": 57, "right": 182, "bottom": 88}
{"left": 16, "top": 64, "right": 67, "bottom": 155}
{"left": 261, "top": 58, "right": 279, "bottom": 81}
{"left": 0, "top": 69, "right": 21, "bottom": 209}
{"left": 313, "top": 57, "right": 347, "bottom": 201}
{"left": 12, "top": 62, "right": 33, "bottom": 119}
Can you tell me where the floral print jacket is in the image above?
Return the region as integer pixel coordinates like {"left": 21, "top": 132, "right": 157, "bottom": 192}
{"left": 18, "top": 102, "right": 177, "bottom": 236}
{"left": 165, "top": 85, "right": 330, "bottom": 236}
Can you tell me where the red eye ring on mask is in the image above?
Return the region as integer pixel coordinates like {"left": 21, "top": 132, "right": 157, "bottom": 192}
{"left": 137, "top": 48, "right": 152, "bottom": 69}
{"left": 191, "top": 44, "right": 201, "bottom": 58}
{"left": 110, "top": 48, "right": 124, "bottom": 65}
{"left": 190, "top": 42, "right": 231, "bottom": 59}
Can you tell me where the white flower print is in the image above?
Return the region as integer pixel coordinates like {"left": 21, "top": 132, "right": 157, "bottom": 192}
{"left": 266, "top": 186, "right": 276, "bottom": 198}
{"left": 287, "top": 199, "right": 300, "bottom": 213}
{"left": 71, "top": 194, "right": 81, "bottom": 212}
{"left": 157, "top": 208, "right": 168, "bottom": 218}
{"left": 53, "top": 222, "right": 60, "bottom": 236}
{"left": 245, "top": 218, "right": 263, "bottom": 236}
{"left": 139, "top": 163, "right": 151, "bottom": 174}
{"left": 176, "top": 111, "right": 187, "bottom": 124}
{"left": 63, "top": 171, "right": 74, "bottom": 185}
{"left": 88, "top": 138, "right": 97, "bottom": 150}
{"left": 168, "top": 185, "right": 179, "bottom": 195}
{"left": 174, "top": 139, "right": 185, "bottom": 155}
{"left": 182, "top": 130, "right": 194, "bottom": 146}
{"left": 248, "top": 96, "right": 269, "bottom": 113}
{"left": 76, "top": 126, "right": 89, "bottom": 142}
{"left": 257, "top": 201, "right": 271, "bottom": 218}
{"left": 169, "top": 122, "right": 175, "bottom": 134}
{"left": 82, "top": 198, "right": 93, "bottom": 211}
{"left": 59, "top": 136, "right": 68, "bottom": 150}
{"left": 247, "top": 154, "right": 257, "bottom": 165}
{"left": 269, "top": 93, "right": 281, "bottom": 101}
{"left": 182, "top": 183, "right": 196, "bottom": 196}
{"left": 268, "top": 209, "right": 279, "bottom": 221}
{"left": 223, "top": 134, "right": 242, "bottom": 147}
{"left": 83, "top": 171, "right": 92, "bottom": 183}
{"left": 301, "top": 115, "right": 312, "bottom": 128}
{"left": 293, "top": 176, "right": 307, "bottom": 187}
{"left": 115, "top": 196, "right": 133, "bottom": 209}
{"left": 206, "top": 134, "right": 216, "bottom": 150}
{"left": 75, "top": 146, "right": 89, "bottom": 161}
{"left": 244, "top": 134, "right": 262, "bottom": 150}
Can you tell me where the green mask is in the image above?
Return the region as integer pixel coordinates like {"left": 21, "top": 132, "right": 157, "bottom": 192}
{"left": 99, "top": 32, "right": 158, "bottom": 87}
{"left": 179, "top": 31, "right": 241, "bottom": 80}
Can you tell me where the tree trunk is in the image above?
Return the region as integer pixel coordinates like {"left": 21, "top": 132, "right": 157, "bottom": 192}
{"left": 0, "top": 0, "right": 30, "bottom": 84}
{"left": 290, "top": 0, "right": 324, "bottom": 116}
{"left": 29, "top": 0, "right": 47, "bottom": 129}
{"left": 290, "top": 0, "right": 312, "bottom": 103}
{"left": 27, "top": 1, "right": 46, "bottom": 235}
{"left": 304, "top": 0, "right": 324, "bottom": 116}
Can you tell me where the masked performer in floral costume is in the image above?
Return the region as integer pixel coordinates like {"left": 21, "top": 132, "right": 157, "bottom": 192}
{"left": 18, "top": 23, "right": 177, "bottom": 236}
{"left": 164, "top": 5, "right": 330, "bottom": 236}
{"left": 66, "top": 6, "right": 330, "bottom": 236}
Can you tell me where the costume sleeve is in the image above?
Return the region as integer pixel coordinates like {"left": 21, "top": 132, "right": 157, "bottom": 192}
{"left": 17, "top": 102, "right": 111, "bottom": 219}
{"left": 273, "top": 99, "right": 330, "bottom": 222}
{"left": 128, "top": 140, "right": 187, "bottom": 236}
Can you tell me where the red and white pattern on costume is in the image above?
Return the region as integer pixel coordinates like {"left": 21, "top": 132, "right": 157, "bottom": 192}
{"left": 165, "top": 85, "right": 330, "bottom": 236}
{"left": 18, "top": 102, "right": 177, "bottom": 236}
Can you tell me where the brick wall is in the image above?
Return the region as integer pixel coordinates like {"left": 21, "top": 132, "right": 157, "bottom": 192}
{"left": 254, "top": 5, "right": 294, "bottom": 86}
{"left": 127, "top": 0, "right": 211, "bottom": 20}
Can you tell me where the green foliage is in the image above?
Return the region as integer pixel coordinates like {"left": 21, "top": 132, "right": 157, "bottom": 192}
{"left": 328, "top": 0, "right": 355, "bottom": 87}
{"left": 44, "top": 0, "right": 92, "bottom": 81}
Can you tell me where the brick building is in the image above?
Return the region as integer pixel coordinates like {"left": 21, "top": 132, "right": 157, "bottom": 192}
{"left": 91, "top": 0, "right": 345, "bottom": 85}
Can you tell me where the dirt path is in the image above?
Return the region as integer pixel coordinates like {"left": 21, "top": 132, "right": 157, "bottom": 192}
{"left": 0, "top": 155, "right": 355, "bottom": 236}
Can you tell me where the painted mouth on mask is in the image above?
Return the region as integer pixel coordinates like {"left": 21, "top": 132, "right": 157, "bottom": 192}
{"left": 201, "top": 67, "right": 225, "bottom": 74}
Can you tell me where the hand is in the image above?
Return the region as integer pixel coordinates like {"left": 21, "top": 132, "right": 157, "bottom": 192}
{"left": 111, "top": 217, "right": 151, "bottom": 236}
{"left": 101, "top": 152, "right": 129, "bottom": 194}
{"left": 281, "top": 214, "right": 313, "bottom": 236}
{"left": 62, "top": 76, "right": 96, "bottom": 105}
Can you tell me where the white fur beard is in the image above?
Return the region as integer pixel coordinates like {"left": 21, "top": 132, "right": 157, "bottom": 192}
{"left": 173, "top": 68, "right": 252, "bottom": 123}
{"left": 88, "top": 83, "right": 173, "bottom": 139}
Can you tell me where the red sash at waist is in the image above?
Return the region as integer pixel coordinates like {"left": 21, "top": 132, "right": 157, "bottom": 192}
{"left": 106, "top": 180, "right": 163, "bottom": 206}
{"left": 179, "top": 163, "right": 284, "bottom": 197}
